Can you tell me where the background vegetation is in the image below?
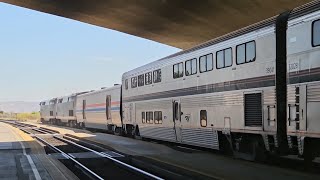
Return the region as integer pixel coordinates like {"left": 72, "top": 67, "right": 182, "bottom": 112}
{"left": 0, "top": 111, "right": 40, "bottom": 122}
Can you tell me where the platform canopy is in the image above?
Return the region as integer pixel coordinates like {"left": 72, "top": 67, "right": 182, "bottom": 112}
{"left": 2, "top": 0, "right": 314, "bottom": 49}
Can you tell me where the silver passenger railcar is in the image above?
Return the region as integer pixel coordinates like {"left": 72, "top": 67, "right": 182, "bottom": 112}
{"left": 121, "top": 2, "right": 320, "bottom": 160}
{"left": 75, "top": 85, "right": 122, "bottom": 133}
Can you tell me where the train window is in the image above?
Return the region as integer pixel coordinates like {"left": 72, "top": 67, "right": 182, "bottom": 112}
{"left": 69, "top": 110, "right": 74, "bottom": 117}
{"left": 236, "top": 41, "right": 256, "bottom": 65}
{"left": 154, "top": 111, "right": 163, "bottom": 124}
{"left": 131, "top": 77, "right": 137, "bottom": 88}
{"left": 216, "top": 48, "right": 232, "bottom": 69}
{"left": 82, "top": 100, "right": 86, "bottom": 119}
{"left": 154, "top": 111, "right": 158, "bottom": 124}
{"left": 237, "top": 44, "right": 246, "bottom": 64}
{"left": 138, "top": 74, "right": 144, "bottom": 87}
{"left": 142, "top": 112, "right": 146, "bottom": 123}
{"left": 246, "top": 41, "right": 256, "bottom": 62}
{"left": 145, "top": 72, "right": 152, "bottom": 85}
{"left": 146, "top": 112, "right": 149, "bottom": 123}
{"left": 199, "top": 53, "right": 213, "bottom": 73}
{"left": 200, "top": 110, "right": 207, "bottom": 127}
{"left": 173, "top": 62, "right": 184, "bottom": 79}
{"left": 146, "top": 111, "right": 153, "bottom": 124}
{"left": 125, "top": 79, "right": 128, "bottom": 90}
{"left": 312, "top": 20, "right": 320, "bottom": 47}
{"left": 106, "top": 95, "right": 111, "bottom": 119}
{"left": 149, "top": 112, "right": 153, "bottom": 123}
{"left": 185, "top": 58, "right": 197, "bottom": 76}
{"left": 153, "top": 69, "right": 161, "bottom": 83}
{"left": 225, "top": 49, "right": 232, "bottom": 67}
{"left": 174, "top": 102, "right": 179, "bottom": 121}
{"left": 217, "top": 51, "right": 224, "bottom": 68}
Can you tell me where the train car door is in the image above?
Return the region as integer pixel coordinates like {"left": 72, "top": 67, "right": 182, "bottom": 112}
{"left": 82, "top": 100, "right": 86, "bottom": 120}
{"left": 129, "top": 103, "right": 136, "bottom": 123}
{"left": 106, "top": 95, "right": 111, "bottom": 121}
{"left": 124, "top": 103, "right": 135, "bottom": 123}
{"left": 172, "top": 99, "right": 182, "bottom": 142}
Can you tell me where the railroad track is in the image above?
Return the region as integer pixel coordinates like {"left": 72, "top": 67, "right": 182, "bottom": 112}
{"left": 5, "top": 120, "right": 164, "bottom": 180}
{"left": 6, "top": 120, "right": 320, "bottom": 179}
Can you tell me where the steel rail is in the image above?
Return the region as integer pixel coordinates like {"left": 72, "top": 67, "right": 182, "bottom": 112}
{"left": 54, "top": 135, "right": 164, "bottom": 180}
{"left": 35, "top": 135, "right": 104, "bottom": 180}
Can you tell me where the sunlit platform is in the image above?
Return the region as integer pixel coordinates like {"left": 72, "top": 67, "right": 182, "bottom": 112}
{"left": 0, "top": 122, "right": 78, "bottom": 180}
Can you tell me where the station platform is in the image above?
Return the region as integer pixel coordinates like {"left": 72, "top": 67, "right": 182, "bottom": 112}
{"left": 25, "top": 122, "right": 320, "bottom": 180}
{"left": 0, "top": 122, "right": 78, "bottom": 180}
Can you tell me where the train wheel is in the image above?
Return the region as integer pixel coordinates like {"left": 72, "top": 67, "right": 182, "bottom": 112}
{"left": 70, "top": 121, "right": 74, "bottom": 128}
{"left": 114, "top": 127, "right": 122, "bottom": 136}
{"left": 79, "top": 122, "right": 85, "bottom": 129}
{"left": 220, "top": 134, "right": 233, "bottom": 156}
{"left": 303, "top": 139, "right": 315, "bottom": 164}
{"left": 251, "top": 139, "right": 267, "bottom": 162}
{"left": 134, "top": 126, "right": 142, "bottom": 140}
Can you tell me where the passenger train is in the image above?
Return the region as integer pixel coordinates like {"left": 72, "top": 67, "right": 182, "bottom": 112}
{"left": 40, "top": 1, "right": 320, "bottom": 161}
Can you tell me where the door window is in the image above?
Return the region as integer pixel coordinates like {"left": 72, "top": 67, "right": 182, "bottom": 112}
{"left": 82, "top": 100, "right": 86, "bottom": 119}
{"left": 174, "top": 102, "right": 180, "bottom": 121}
{"left": 106, "top": 95, "right": 111, "bottom": 119}
{"left": 200, "top": 110, "right": 207, "bottom": 127}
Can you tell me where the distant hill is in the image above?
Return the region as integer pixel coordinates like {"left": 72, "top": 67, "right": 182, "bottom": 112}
{"left": 0, "top": 101, "right": 39, "bottom": 113}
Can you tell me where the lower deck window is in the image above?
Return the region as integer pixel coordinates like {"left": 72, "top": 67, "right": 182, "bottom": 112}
{"left": 154, "top": 111, "right": 163, "bottom": 124}
{"left": 200, "top": 110, "right": 207, "bottom": 127}
{"left": 142, "top": 112, "right": 146, "bottom": 123}
{"left": 146, "top": 111, "right": 153, "bottom": 124}
{"left": 69, "top": 110, "right": 74, "bottom": 116}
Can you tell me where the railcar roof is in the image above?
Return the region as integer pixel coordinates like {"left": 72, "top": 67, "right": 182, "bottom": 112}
{"left": 77, "top": 85, "right": 121, "bottom": 97}
{"left": 122, "top": 1, "right": 320, "bottom": 78}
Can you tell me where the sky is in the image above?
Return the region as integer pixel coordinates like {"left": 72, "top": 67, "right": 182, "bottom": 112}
{"left": 0, "top": 3, "right": 180, "bottom": 102}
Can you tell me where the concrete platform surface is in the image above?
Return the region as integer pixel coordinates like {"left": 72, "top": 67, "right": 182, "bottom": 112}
{"left": 0, "top": 122, "right": 78, "bottom": 180}
{"left": 27, "top": 122, "right": 320, "bottom": 180}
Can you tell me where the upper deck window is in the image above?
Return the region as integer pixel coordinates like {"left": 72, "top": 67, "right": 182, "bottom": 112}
{"left": 217, "top": 48, "right": 232, "bottom": 69}
{"left": 236, "top": 41, "right": 256, "bottom": 65}
{"left": 173, "top": 62, "right": 184, "bottom": 79}
{"left": 145, "top": 72, "right": 152, "bottom": 85}
{"left": 131, "top": 77, "right": 137, "bottom": 88}
{"left": 312, "top": 19, "right": 320, "bottom": 47}
{"left": 185, "top": 58, "right": 197, "bottom": 76}
{"left": 68, "top": 96, "right": 75, "bottom": 102}
{"left": 199, "top": 53, "right": 213, "bottom": 73}
{"left": 153, "top": 69, "right": 161, "bottom": 83}
{"left": 138, "top": 74, "right": 144, "bottom": 87}
{"left": 125, "top": 79, "right": 128, "bottom": 90}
